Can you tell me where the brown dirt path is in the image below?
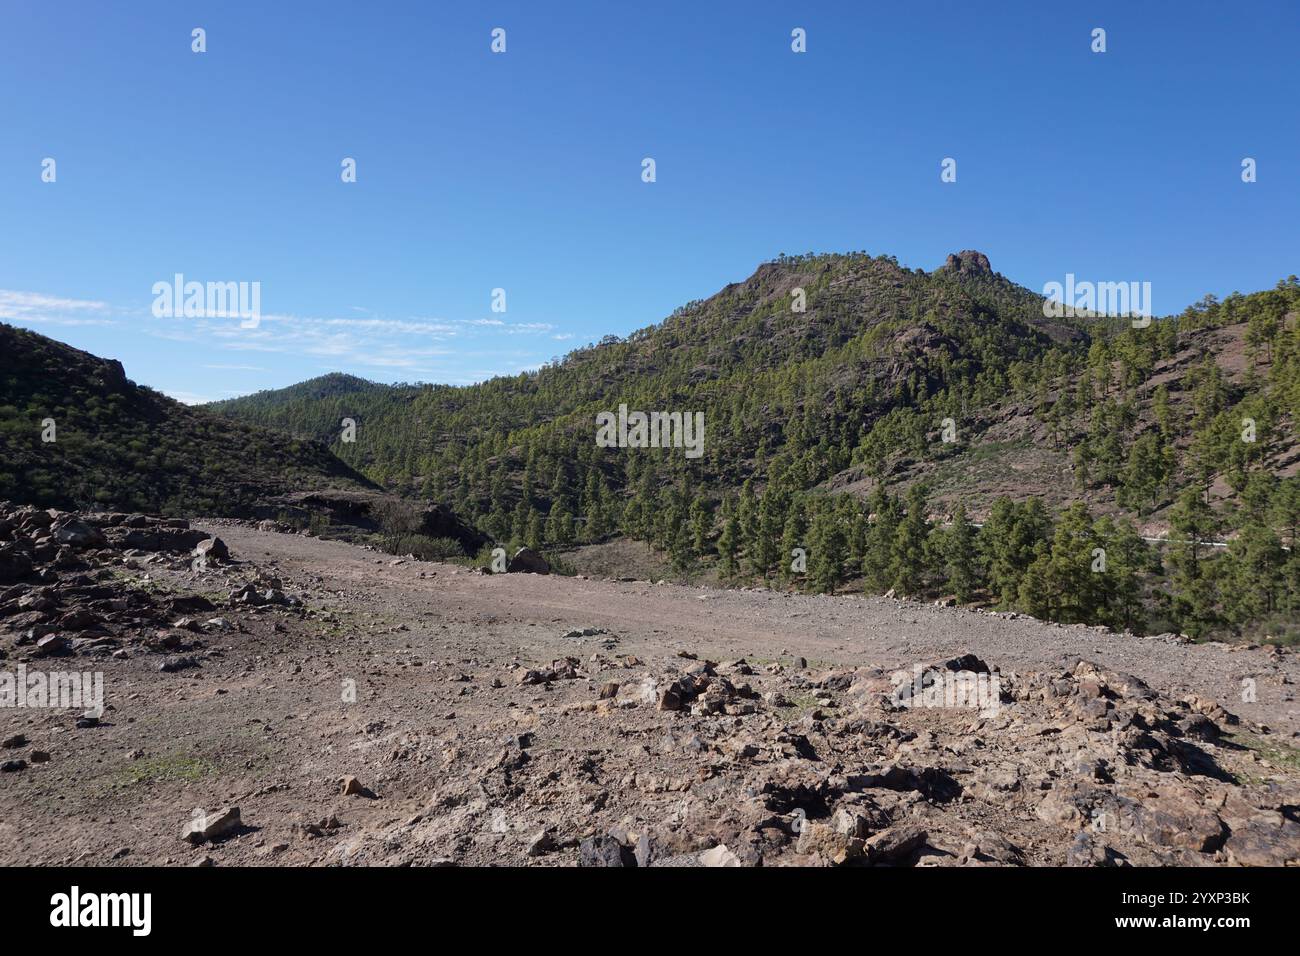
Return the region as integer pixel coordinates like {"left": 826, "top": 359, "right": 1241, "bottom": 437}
{"left": 1, "top": 524, "right": 1294, "bottom": 867}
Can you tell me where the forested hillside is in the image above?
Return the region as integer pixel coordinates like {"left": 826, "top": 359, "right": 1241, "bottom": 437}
{"left": 210, "top": 252, "right": 1300, "bottom": 641}
{"left": 0, "top": 324, "right": 376, "bottom": 515}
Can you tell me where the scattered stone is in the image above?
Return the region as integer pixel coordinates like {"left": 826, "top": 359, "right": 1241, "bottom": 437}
{"left": 34, "top": 635, "right": 71, "bottom": 657}
{"left": 515, "top": 657, "right": 581, "bottom": 685}
{"left": 578, "top": 835, "right": 635, "bottom": 867}
{"left": 296, "top": 815, "right": 342, "bottom": 838}
{"left": 51, "top": 519, "right": 106, "bottom": 549}
{"left": 563, "top": 626, "right": 607, "bottom": 639}
{"left": 699, "top": 844, "right": 742, "bottom": 867}
{"left": 865, "top": 826, "right": 929, "bottom": 864}
{"left": 340, "top": 776, "right": 377, "bottom": 799}
{"left": 526, "top": 830, "right": 554, "bottom": 857}
{"left": 182, "top": 807, "right": 242, "bottom": 844}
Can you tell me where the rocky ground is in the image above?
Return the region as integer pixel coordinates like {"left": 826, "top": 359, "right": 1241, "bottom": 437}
{"left": 2, "top": 503, "right": 1298, "bottom": 867}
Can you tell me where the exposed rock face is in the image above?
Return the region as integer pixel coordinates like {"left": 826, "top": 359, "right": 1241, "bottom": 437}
{"left": 112, "top": 526, "right": 210, "bottom": 553}
{"left": 389, "top": 651, "right": 1296, "bottom": 868}
{"left": 96, "top": 358, "right": 128, "bottom": 390}
{"left": 940, "top": 250, "right": 994, "bottom": 276}
{"left": 262, "top": 490, "right": 491, "bottom": 555}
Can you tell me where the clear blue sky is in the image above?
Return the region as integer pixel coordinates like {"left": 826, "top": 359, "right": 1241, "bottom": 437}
{"left": 2, "top": 1, "right": 1296, "bottom": 403}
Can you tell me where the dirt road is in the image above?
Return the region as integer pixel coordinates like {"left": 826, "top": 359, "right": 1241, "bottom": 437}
{"left": 219, "top": 524, "right": 1297, "bottom": 728}
{"left": 2, "top": 524, "right": 1296, "bottom": 867}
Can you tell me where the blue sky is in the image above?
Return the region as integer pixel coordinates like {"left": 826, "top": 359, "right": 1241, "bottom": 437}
{"left": 1, "top": 0, "right": 1296, "bottom": 403}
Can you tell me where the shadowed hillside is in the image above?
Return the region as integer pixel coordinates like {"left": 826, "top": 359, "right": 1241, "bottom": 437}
{"left": 0, "top": 323, "right": 377, "bottom": 515}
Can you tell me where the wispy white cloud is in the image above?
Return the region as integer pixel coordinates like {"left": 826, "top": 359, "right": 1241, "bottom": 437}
{"left": 144, "top": 308, "right": 564, "bottom": 376}
{"left": 163, "top": 389, "right": 218, "bottom": 405}
{"left": 5, "top": 284, "right": 572, "bottom": 386}
{"left": 0, "top": 289, "right": 115, "bottom": 326}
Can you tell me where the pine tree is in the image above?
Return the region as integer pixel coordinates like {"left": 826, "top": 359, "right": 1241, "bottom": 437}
{"left": 718, "top": 507, "right": 740, "bottom": 576}
{"left": 1072, "top": 443, "right": 1093, "bottom": 490}
{"left": 862, "top": 488, "right": 900, "bottom": 592}
{"left": 780, "top": 500, "right": 807, "bottom": 582}
{"left": 1014, "top": 504, "right": 1101, "bottom": 624}
{"left": 1093, "top": 516, "right": 1151, "bottom": 633}
{"left": 889, "top": 485, "right": 931, "bottom": 596}
{"left": 980, "top": 497, "right": 1051, "bottom": 606}
{"left": 1118, "top": 432, "right": 1169, "bottom": 515}
{"left": 738, "top": 479, "right": 758, "bottom": 552}
{"left": 750, "top": 486, "right": 784, "bottom": 577}
{"left": 1167, "top": 487, "right": 1220, "bottom": 637}
{"left": 1152, "top": 384, "right": 1174, "bottom": 438}
{"left": 688, "top": 495, "right": 713, "bottom": 555}
{"left": 525, "top": 508, "right": 544, "bottom": 551}
{"left": 939, "top": 504, "right": 980, "bottom": 602}
{"left": 1220, "top": 520, "right": 1285, "bottom": 633}
{"left": 846, "top": 505, "right": 868, "bottom": 576}
{"left": 583, "top": 496, "right": 606, "bottom": 541}
{"left": 807, "top": 506, "right": 846, "bottom": 593}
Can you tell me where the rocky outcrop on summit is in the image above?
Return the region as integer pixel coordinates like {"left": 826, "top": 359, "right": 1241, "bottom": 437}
{"left": 939, "top": 250, "right": 995, "bottom": 276}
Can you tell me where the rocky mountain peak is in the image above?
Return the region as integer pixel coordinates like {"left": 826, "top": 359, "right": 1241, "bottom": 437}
{"left": 941, "top": 250, "right": 994, "bottom": 276}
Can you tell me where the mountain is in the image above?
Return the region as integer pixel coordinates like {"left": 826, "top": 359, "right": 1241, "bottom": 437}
{"left": 210, "top": 250, "right": 1088, "bottom": 483}
{"left": 251, "top": 371, "right": 388, "bottom": 404}
{"left": 208, "top": 251, "right": 1300, "bottom": 641}
{"left": 0, "top": 323, "right": 377, "bottom": 515}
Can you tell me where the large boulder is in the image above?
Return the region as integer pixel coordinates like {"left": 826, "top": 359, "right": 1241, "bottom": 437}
{"left": 1221, "top": 812, "right": 1300, "bottom": 866}
{"left": 193, "top": 537, "right": 230, "bottom": 564}
{"left": 507, "top": 547, "right": 550, "bottom": 574}
{"left": 51, "top": 519, "right": 106, "bottom": 549}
